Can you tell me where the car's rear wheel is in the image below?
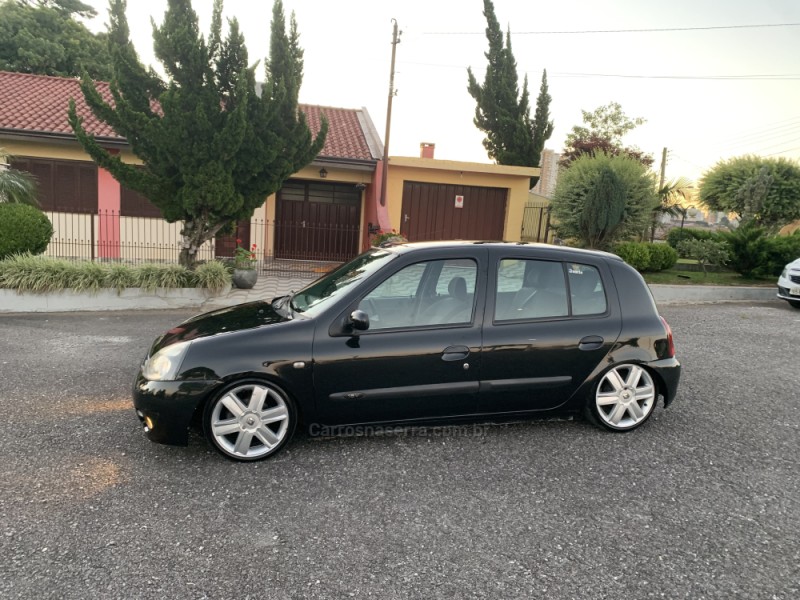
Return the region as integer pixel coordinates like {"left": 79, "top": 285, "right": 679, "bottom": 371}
{"left": 587, "top": 364, "right": 657, "bottom": 432}
{"left": 203, "top": 380, "right": 296, "bottom": 461}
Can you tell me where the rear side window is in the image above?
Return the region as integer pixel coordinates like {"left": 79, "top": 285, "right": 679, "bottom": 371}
{"left": 494, "top": 259, "right": 607, "bottom": 320}
{"left": 568, "top": 263, "right": 607, "bottom": 315}
{"left": 495, "top": 259, "right": 568, "bottom": 320}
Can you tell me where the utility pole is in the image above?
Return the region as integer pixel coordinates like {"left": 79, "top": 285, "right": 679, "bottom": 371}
{"left": 653, "top": 147, "right": 668, "bottom": 242}
{"left": 380, "top": 19, "right": 400, "bottom": 207}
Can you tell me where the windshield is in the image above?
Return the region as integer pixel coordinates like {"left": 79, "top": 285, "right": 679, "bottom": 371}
{"left": 290, "top": 248, "right": 397, "bottom": 317}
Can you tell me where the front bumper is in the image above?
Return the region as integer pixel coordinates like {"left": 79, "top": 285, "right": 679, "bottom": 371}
{"left": 648, "top": 357, "right": 681, "bottom": 407}
{"left": 132, "top": 373, "right": 220, "bottom": 446}
{"left": 777, "top": 285, "right": 800, "bottom": 302}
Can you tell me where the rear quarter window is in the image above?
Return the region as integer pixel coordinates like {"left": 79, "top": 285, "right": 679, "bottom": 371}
{"left": 567, "top": 263, "right": 607, "bottom": 315}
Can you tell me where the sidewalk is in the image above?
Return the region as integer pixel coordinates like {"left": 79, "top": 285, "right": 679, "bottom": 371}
{"left": 201, "top": 272, "right": 318, "bottom": 310}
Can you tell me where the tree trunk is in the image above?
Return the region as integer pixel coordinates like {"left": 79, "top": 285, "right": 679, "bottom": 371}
{"left": 179, "top": 219, "right": 226, "bottom": 270}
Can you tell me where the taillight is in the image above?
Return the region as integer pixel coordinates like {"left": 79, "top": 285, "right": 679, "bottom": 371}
{"left": 659, "top": 316, "right": 675, "bottom": 358}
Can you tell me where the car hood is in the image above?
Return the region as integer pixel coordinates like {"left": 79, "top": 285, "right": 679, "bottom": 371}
{"left": 786, "top": 258, "right": 800, "bottom": 270}
{"left": 151, "top": 300, "right": 292, "bottom": 353}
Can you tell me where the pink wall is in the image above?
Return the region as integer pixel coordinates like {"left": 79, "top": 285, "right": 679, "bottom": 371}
{"left": 360, "top": 160, "right": 394, "bottom": 250}
{"left": 97, "top": 166, "right": 121, "bottom": 258}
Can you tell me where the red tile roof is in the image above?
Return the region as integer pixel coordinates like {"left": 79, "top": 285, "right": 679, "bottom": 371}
{"left": 0, "top": 71, "right": 378, "bottom": 162}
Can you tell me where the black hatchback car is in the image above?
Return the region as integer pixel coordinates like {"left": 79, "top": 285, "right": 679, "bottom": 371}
{"left": 133, "top": 242, "right": 680, "bottom": 461}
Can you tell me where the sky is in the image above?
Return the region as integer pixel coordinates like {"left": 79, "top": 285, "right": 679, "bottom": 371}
{"left": 82, "top": 0, "right": 800, "bottom": 185}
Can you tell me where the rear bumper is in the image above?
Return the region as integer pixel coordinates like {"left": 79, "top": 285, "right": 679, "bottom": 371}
{"left": 132, "top": 374, "right": 219, "bottom": 446}
{"left": 649, "top": 357, "right": 681, "bottom": 407}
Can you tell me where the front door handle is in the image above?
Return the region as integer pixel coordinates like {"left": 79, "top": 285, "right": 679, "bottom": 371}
{"left": 579, "top": 335, "right": 604, "bottom": 351}
{"left": 442, "top": 345, "right": 470, "bottom": 361}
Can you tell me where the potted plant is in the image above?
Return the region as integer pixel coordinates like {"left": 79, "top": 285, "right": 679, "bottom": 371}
{"left": 232, "top": 239, "right": 259, "bottom": 289}
{"left": 371, "top": 229, "right": 407, "bottom": 247}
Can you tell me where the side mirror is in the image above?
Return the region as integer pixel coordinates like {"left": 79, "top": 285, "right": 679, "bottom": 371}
{"left": 349, "top": 310, "right": 370, "bottom": 331}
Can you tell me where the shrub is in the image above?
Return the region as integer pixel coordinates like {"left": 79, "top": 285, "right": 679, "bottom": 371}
{"left": 0, "top": 203, "right": 53, "bottom": 258}
{"left": 614, "top": 242, "right": 677, "bottom": 272}
{"left": 0, "top": 255, "right": 227, "bottom": 293}
{"left": 647, "top": 243, "right": 678, "bottom": 271}
{"left": 195, "top": 260, "right": 231, "bottom": 294}
{"left": 757, "top": 231, "right": 800, "bottom": 277}
{"left": 719, "top": 223, "right": 769, "bottom": 278}
{"left": 614, "top": 242, "right": 651, "bottom": 271}
{"left": 677, "top": 238, "right": 730, "bottom": 275}
{"left": 666, "top": 226, "right": 719, "bottom": 249}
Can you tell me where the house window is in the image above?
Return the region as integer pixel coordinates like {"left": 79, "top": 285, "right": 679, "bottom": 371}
{"left": 11, "top": 157, "right": 97, "bottom": 213}
{"left": 120, "top": 177, "right": 161, "bottom": 218}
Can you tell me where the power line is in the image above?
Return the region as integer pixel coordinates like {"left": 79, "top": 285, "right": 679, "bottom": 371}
{"left": 397, "top": 61, "right": 800, "bottom": 81}
{"left": 424, "top": 23, "right": 800, "bottom": 35}
{"left": 551, "top": 73, "right": 800, "bottom": 81}
{"left": 765, "top": 147, "right": 800, "bottom": 157}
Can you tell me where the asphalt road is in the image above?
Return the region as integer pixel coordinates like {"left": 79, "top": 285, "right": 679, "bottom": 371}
{"left": 0, "top": 302, "right": 798, "bottom": 599}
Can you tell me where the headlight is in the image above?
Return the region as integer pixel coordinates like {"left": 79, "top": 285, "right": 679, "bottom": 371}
{"left": 142, "top": 341, "right": 191, "bottom": 381}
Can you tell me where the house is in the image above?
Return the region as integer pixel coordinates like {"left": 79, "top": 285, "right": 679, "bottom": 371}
{"left": 0, "top": 71, "right": 539, "bottom": 264}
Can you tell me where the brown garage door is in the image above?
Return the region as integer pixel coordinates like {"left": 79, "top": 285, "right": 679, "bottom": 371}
{"left": 399, "top": 181, "right": 507, "bottom": 242}
{"left": 275, "top": 180, "right": 361, "bottom": 261}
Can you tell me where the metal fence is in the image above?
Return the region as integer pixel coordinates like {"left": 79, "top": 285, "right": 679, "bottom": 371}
{"left": 42, "top": 210, "right": 356, "bottom": 276}
{"left": 520, "top": 202, "right": 554, "bottom": 243}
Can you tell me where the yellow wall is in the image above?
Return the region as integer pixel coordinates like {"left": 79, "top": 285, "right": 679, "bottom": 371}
{"left": 385, "top": 157, "right": 538, "bottom": 241}
{"left": 2, "top": 139, "right": 142, "bottom": 164}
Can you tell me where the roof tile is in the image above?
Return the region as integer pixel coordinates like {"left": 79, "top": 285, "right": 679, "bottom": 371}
{"left": 0, "top": 71, "right": 376, "bottom": 162}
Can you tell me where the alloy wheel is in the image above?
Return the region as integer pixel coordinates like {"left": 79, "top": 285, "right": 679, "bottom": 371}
{"left": 208, "top": 382, "right": 291, "bottom": 460}
{"left": 594, "top": 364, "right": 656, "bottom": 430}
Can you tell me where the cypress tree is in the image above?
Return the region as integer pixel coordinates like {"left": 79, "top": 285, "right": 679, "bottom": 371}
{"left": 68, "top": 0, "right": 326, "bottom": 268}
{"left": 467, "top": 0, "right": 553, "bottom": 181}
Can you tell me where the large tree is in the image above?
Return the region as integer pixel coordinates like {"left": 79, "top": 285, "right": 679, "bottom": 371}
{"left": 0, "top": 0, "right": 111, "bottom": 79}
{"left": 467, "top": 0, "right": 553, "bottom": 177}
{"left": 551, "top": 152, "right": 657, "bottom": 250}
{"left": 68, "top": 0, "right": 327, "bottom": 268}
{"left": 700, "top": 156, "right": 800, "bottom": 230}
{"left": 561, "top": 102, "right": 652, "bottom": 168}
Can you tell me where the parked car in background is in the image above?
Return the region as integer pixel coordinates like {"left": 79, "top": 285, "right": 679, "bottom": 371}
{"left": 777, "top": 258, "right": 800, "bottom": 309}
{"left": 133, "top": 242, "right": 681, "bottom": 462}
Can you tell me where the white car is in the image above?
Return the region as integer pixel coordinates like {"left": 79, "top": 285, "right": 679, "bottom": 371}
{"left": 777, "top": 258, "right": 800, "bottom": 309}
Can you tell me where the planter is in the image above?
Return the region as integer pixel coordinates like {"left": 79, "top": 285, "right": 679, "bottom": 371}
{"left": 0, "top": 286, "right": 231, "bottom": 313}
{"left": 232, "top": 268, "right": 258, "bottom": 289}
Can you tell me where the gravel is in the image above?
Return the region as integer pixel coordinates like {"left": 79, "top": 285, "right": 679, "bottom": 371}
{"left": 0, "top": 303, "right": 798, "bottom": 599}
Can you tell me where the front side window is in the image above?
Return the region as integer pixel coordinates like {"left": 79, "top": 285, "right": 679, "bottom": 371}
{"left": 358, "top": 258, "right": 477, "bottom": 330}
{"left": 495, "top": 259, "right": 568, "bottom": 321}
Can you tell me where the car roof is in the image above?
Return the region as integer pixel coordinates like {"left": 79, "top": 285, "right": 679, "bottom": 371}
{"left": 384, "top": 240, "right": 623, "bottom": 262}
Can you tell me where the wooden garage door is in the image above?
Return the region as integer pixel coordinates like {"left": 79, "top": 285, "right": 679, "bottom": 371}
{"left": 275, "top": 180, "right": 361, "bottom": 261}
{"left": 399, "top": 181, "right": 507, "bottom": 242}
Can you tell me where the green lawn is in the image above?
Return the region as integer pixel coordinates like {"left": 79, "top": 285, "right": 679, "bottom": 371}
{"left": 642, "top": 268, "right": 773, "bottom": 286}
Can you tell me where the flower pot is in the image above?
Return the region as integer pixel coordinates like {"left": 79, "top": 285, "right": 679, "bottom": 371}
{"left": 232, "top": 268, "right": 258, "bottom": 289}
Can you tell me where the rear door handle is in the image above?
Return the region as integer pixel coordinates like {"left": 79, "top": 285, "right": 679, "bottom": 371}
{"left": 579, "top": 335, "right": 604, "bottom": 351}
{"left": 442, "top": 345, "right": 470, "bottom": 361}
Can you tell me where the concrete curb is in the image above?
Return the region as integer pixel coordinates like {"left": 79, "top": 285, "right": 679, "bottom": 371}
{"left": 0, "top": 286, "right": 230, "bottom": 313}
{"left": 648, "top": 284, "right": 776, "bottom": 305}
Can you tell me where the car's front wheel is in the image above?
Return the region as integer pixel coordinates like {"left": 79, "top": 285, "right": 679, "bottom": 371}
{"left": 587, "top": 364, "right": 657, "bottom": 432}
{"left": 788, "top": 299, "right": 800, "bottom": 309}
{"left": 203, "top": 380, "right": 296, "bottom": 461}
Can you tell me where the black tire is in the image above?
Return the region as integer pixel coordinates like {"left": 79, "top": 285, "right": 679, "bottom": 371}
{"left": 585, "top": 363, "right": 658, "bottom": 432}
{"left": 788, "top": 300, "right": 800, "bottom": 309}
{"left": 203, "top": 379, "right": 297, "bottom": 461}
